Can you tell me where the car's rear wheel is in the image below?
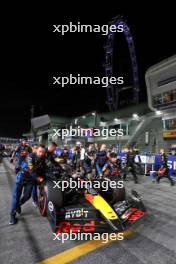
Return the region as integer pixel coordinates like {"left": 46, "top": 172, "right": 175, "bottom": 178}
{"left": 45, "top": 180, "right": 64, "bottom": 209}
{"left": 111, "top": 187, "right": 126, "bottom": 204}
{"left": 38, "top": 181, "right": 64, "bottom": 217}
{"left": 38, "top": 184, "right": 47, "bottom": 217}
{"left": 45, "top": 181, "right": 64, "bottom": 232}
{"left": 100, "top": 184, "right": 126, "bottom": 204}
{"left": 108, "top": 177, "right": 126, "bottom": 204}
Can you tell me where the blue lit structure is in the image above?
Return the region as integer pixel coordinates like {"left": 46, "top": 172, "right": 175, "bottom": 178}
{"left": 104, "top": 16, "right": 139, "bottom": 111}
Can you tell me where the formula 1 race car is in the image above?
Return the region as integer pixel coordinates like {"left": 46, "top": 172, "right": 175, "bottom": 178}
{"left": 37, "top": 166, "right": 146, "bottom": 233}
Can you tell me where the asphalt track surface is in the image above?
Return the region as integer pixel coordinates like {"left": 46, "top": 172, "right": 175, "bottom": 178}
{"left": 0, "top": 158, "right": 176, "bottom": 264}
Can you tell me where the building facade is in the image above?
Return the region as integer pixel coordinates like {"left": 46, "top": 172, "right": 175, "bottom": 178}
{"left": 28, "top": 55, "right": 176, "bottom": 153}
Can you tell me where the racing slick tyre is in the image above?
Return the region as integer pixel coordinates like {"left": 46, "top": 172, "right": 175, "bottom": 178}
{"left": 111, "top": 187, "right": 126, "bottom": 204}
{"left": 45, "top": 180, "right": 63, "bottom": 209}
{"left": 109, "top": 176, "right": 126, "bottom": 204}
{"left": 38, "top": 180, "right": 64, "bottom": 217}
{"left": 100, "top": 177, "right": 126, "bottom": 205}
{"left": 45, "top": 180, "right": 64, "bottom": 232}
{"left": 38, "top": 183, "right": 48, "bottom": 217}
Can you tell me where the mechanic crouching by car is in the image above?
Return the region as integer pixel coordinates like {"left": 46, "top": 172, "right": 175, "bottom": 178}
{"left": 9, "top": 145, "right": 47, "bottom": 225}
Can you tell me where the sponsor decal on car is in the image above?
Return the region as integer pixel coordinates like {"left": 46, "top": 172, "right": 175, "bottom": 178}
{"left": 56, "top": 220, "right": 95, "bottom": 233}
{"left": 65, "top": 209, "right": 89, "bottom": 219}
{"left": 48, "top": 201, "right": 54, "bottom": 212}
{"left": 121, "top": 208, "right": 144, "bottom": 221}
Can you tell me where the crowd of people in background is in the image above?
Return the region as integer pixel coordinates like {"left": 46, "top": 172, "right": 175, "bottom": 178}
{"left": 0, "top": 137, "right": 174, "bottom": 225}
{"left": 54, "top": 142, "right": 139, "bottom": 183}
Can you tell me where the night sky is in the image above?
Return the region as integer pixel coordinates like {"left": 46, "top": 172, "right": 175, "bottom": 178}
{"left": 1, "top": 3, "right": 176, "bottom": 137}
